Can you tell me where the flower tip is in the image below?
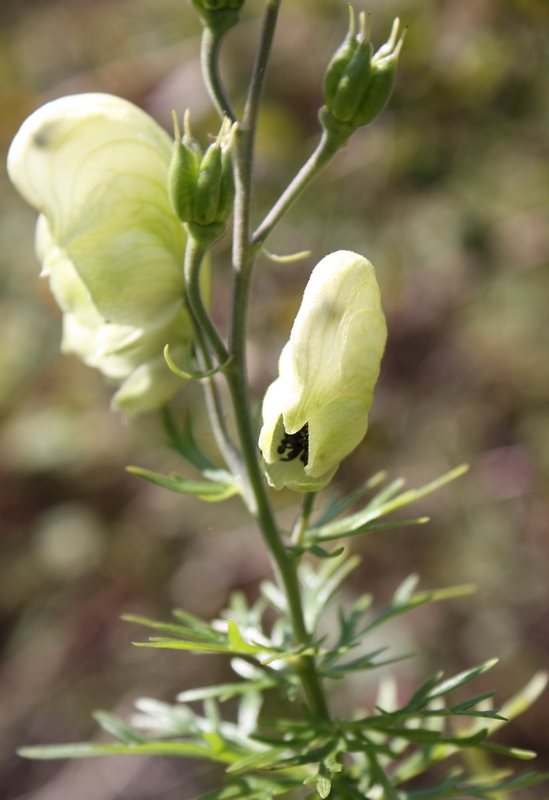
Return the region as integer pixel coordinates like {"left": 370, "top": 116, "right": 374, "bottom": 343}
{"left": 347, "top": 4, "right": 355, "bottom": 36}
{"left": 358, "top": 11, "right": 372, "bottom": 44}
{"left": 171, "top": 109, "right": 181, "bottom": 142}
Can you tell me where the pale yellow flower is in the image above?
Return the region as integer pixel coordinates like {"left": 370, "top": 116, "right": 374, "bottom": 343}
{"left": 8, "top": 93, "right": 191, "bottom": 416}
{"left": 259, "top": 250, "right": 387, "bottom": 491}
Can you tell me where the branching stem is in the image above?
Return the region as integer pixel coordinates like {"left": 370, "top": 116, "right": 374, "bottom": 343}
{"left": 253, "top": 127, "right": 343, "bottom": 246}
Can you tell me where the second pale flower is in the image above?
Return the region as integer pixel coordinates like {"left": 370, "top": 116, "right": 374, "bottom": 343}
{"left": 259, "top": 250, "right": 387, "bottom": 491}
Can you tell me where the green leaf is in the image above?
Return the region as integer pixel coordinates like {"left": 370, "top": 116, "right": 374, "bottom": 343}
{"left": 194, "top": 777, "right": 303, "bottom": 800}
{"left": 161, "top": 409, "right": 222, "bottom": 474}
{"left": 397, "top": 671, "right": 444, "bottom": 712}
{"left": 263, "top": 742, "right": 338, "bottom": 771}
{"left": 225, "top": 747, "right": 290, "bottom": 774}
{"left": 476, "top": 670, "right": 548, "bottom": 735}
{"left": 303, "top": 774, "right": 332, "bottom": 798}
{"left": 227, "top": 620, "right": 265, "bottom": 654}
{"left": 126, "top": 466, "right": 239, "bottom": 501}
{"left": 300, "top": 551, "right": 361, "bottom": 632}
{"left": 477, "top": 741, "right": 537, "bottom": 760}
{"left": 368, "top": 753, "right": 401, "bottom": 800}
{"left": 134, "top": 638, "right": 263, "bottom": 655}
{"left": 238, "top": 690, "right": 263, "bottom": 735}
{"left": 474, "top": 770, "right": 549, "bottom": 793}
{"left": 313, "top": 471, "right": 387, "bottom": 527}
{"left": 133, "top": 697, "right": 197, "bottom": 735}
{"left": 308, "top": 545, "right": 346, "bottom": 559}
{"left": 178, "top": 679, "right": 278, "bottom": 703}
{"left": 311, "top": 465, "right": 468, "bottom": 543}
{"left": 92, "top": 711, "right": 146, "bottom": 745}
{"left": 323, "top": 650, "right": 414, "bottom": 679}
{"left": 360, "top": 580, "right": 476, "bottom": 638}
{"left": 122, "top": 613, "right": 222, "bottom": 642}
{"left": 18, "top": 741, "right": 226, "bottom": 761}
{"left": 172, "top": 608, "right": 227, "bottom": 639}
{"left": 260, "top": 581, "right": 287, "bottom": 613}
{"left": 426, "top": 659, "right": 498, "bottom": 702}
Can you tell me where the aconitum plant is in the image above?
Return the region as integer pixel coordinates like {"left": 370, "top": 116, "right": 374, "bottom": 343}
{"left": 7, "top": 2, "right": 548, "bottom": 799}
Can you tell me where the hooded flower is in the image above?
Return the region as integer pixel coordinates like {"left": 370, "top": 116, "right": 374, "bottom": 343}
{"left": 259, "top": 251, "right": 387, "bottom": 492}
{"left": 7, "top": 92, "right": 193, "bottom": 417}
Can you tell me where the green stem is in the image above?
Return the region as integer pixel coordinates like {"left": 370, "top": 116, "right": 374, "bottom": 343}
{"left": 184, "top": 225, "right": 229, "bottom": 365}
{"left": 200, "top": 26, "right": 237, "bottom": 122}
{"left": 225, "top": 0, "right": 330, "bottom": 722}
{"left": 252, "top": 126, "right": 344, "bottom": 246}
{"left": 183, "top": 232, "right": 241, "bottom": 474}
{"left": 194, "top": 325, "right": 243, "bottom": 478}
{"left": 291, "top": 492, "right": 316, "bottom": 548}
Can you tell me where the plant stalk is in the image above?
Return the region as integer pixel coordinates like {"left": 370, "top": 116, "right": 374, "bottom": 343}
{"left": 183, "top": 233, "right": 241, "bottom": 475}
{"left": 200, "top": 26, "right": 236, "bottom": 122}
{"left": 224, "top": 0, "right": 331, "bottom": 720}
{"left": 252, "top": 127, "right": 343, "bottom": 246}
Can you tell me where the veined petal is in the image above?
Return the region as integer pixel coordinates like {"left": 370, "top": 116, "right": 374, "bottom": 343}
{"left": 282, "top": 251, "right": 386, "bottom": 432}
{"left": 7, "top": 93, "right": 196, "bottom": 415}
{"left": 7, "top": 93, "right": 173, "bottom": 234}
{"left": 259, "top": 251, "right": 387, "bottom": 491}
{"left": 7, "top": 93, "right": 186, "bottom": 329}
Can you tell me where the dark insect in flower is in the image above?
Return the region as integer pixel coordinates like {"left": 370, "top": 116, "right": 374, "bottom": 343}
{"left": 277, "top": 423, "right": 309, "bottom": 465}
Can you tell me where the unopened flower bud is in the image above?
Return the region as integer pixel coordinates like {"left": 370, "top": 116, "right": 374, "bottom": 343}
{"left": 193, "top": 118, "right": 235, "bottom": 227}
{"left": 259, "top": 251, "right": 387, "bottom": 492}
{"left": 190, "top": 0, "right": 246, "bottom": 35}
{"left": 323, "top": 10, "right": 373, "bottom": 123}
{"left": 322, "top": 10, "right": 404, "bottom": 132}
{"left": 352, "top": 18, "right": 404, "bottom": 127}
{"left": 168, "top": 110, "right": 203, "bottom": 224}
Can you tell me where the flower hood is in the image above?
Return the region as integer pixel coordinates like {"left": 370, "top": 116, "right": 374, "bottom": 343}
{"left": 259, "top": 250, "right": 387, "bottom": 491}
{"left": 7, "top": 92, "right": 191, "bottom": 416}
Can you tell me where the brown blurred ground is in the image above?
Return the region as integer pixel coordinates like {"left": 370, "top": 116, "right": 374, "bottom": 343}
{"left": 0, "top": 0, "right": 548, "bottom": 798}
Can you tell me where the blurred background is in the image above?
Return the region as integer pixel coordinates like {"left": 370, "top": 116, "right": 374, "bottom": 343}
{"left": 1, "top": 0, "right": 548, "bottom": 798}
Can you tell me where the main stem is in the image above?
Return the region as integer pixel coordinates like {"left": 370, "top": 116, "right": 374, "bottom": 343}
{"left": 224, "top": 0, "right": 330, "bottom": 721}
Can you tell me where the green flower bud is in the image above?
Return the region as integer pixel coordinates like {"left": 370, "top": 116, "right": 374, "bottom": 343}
{"left": 322, "top": 10, "right": 404, "bottom": 131}
{"left": 168, "top": 110, "right": 203, "bottom": 224}
{"left": 352, "top": 18, "right": 404, "bottom": 127}
{"left": 259, "top": 251, "right": 387, "bottom": 492}
{"left": 7, "top": 93, "right": 197, "bottom": 417}
{"left": 190, "top": 0, "right": 245, "bottom": 35}
{"left": 193, "top": 118, "right": 235, "bottom": 227}
{"left": 323, "top": 9, "right": 373, "bottom": 123}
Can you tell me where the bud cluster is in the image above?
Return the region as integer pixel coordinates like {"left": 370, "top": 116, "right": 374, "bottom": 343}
{"left": 168, "top": 113, "right": 235, "bottom": 230}
{"left": 322, "top": 9, "right": 405, "bottom": 136}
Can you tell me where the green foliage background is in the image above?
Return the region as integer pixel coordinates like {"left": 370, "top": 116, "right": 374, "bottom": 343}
{"left": 0, "top": 0, "right": 548, "bottom": 798}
